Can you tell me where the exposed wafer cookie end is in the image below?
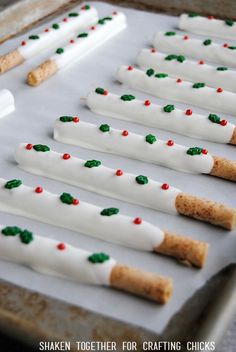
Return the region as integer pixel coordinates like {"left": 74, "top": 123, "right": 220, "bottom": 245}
{"left": 0, "top": 49, "right": 24, "bottom": 74}
{"left": 27, "top": 59, "right": 58, "bottom": 86}
{"left": 210, "top": 156, "right": 236, "bottom": 182}
{"left": 229, "top": 127, "right": 236, "bottom": 145}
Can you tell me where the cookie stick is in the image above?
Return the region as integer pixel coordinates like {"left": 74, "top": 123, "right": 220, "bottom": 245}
{"left": 0, "top": 89, "right": 15, "bottom": 118}
{"left": 0, "top": 225, "right": 172, "bottom": 303}
{"left": 179, "top": 14, "right": 236, "bottom": 40}
{"left": 27, "top": 12, "right": 127, "bottom": 86}
{"left": 86, "top": 88, "right": 236, "bottom": 145}
{"left": 0, "top": 178, "right": 208, "bottom": 268}
{"left": 16, "top": 142, "right": 236, "bottom": 230}
{"left": 137, "top": 49, "right": 236, "bottom": 93}
{"left": 54, "top": 118, "right": 236, "bottom": 182}
{"left": 153, "top": 31, "right": 236, "bottom": 68}
{"left": 0, "top": 4, "right": 98, "bottom": 73}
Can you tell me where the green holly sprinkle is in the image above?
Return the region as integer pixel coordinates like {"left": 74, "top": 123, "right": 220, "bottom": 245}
{"left": 52, "top": 23, "right": 60, "bottom": 30}
{"left": 95, "top": 87, "right": 105, "bottom": 95}
{"left": 146, "top": 68, "right": 155, "bottom": 77}
{"left": 155, "top": 73, "right": 168, "bottom": 78}
{"left": 1, "top": 226, "right": 22, "bottom": 236}
{"left": 188, "top": 13, "right": 199, "bottom": 17}
{"left": 77, "top": 32, "right": 88, "bottom": 38}
{"left": 20, "top": 230, "right": 34, "bottom": 244}
{"left": 177, "top": 55, "right": 186, "bottom": 63}
{"left": 100, "top": 208, "right": 119, "bottom": 216}
{"left": 82, "top": 5, "right": 90, "bottom": 10}
{"left": 33, "top": 144, "right": 50, "bottom": 152}
{"left": 187, "top": 147, "right": 203, "bottom": 155}
{"left": 203, "top": 39, "right": 212, "bottom": 46}
{"left": 88, "top": 252, "right": 110, "bottom": 263}
{"left": 145, "top": 134, "right": 157, "bottom": 144}
{"left": 60, "top": 116, "right": 73, "bottom": 122}
{"left": 5, "top": 179, "right": 22, "bottom": 189}
{"left": 56, "top": 48, "right": 64, "bottom": 54}
{"left": 192, "top": 82, "right": 205, "bottom": 88}
{"left": 99, "top": 124, "right": 110, "bottom": 132}
{"left": 208, "top": 113, "right": 221, "bottom": 124}
{"left": 136, "top": 175, "right": 148, "bottom": 185}
{"left": 60, "top": 192, "right": 74, "bottom": 205}
{"left": 120, "top": 94, "right": 135, "bottom": 101}
{"left": 98, "top": 17, "right": 112, "bottom": 25}
{"left": 29, "top": 35, "right": 39, "bottom": 40}
{"left": 84, "top": 160, "right": 101, "bottom": 168}
{"left": 165, "top": 31, "right": 176, "bottom": 36}
{"left": 225, "top": 19, "right": 234, "bottom": 26}
{"left": 217, "top": 67, "right": 228, "bottom": 71}
{"left": 163, "top": 104, "right": 175, "bottom": 113}
{"left": 68, "top": 12, "right": 79, "bottom": 17}
{"left": 228, "top": 46, "right": 236, "bottom": 50}
{"left": 165, "top": 54, "right": 178, "bottom": 61}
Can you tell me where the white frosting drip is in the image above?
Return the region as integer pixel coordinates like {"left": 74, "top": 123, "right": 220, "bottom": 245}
{"left": 153, "top": 31, "right": 236, "bottom": 68}
{"left": 117, "top": 65, "right": 236, "bottom": 115}
{"left": 137, "top": 49, "right": 236, "bottom": 93}
{"left": 0, "top": 225, "right": 116, "bottom": 286}
{"left": 179, "top": 14, "right": 236, "bottom": 40}
{"left": 52, "top": 12, "right": 127, "bottom": 69}
{"left": 86, "top": 90, "right": 235, "bottom": 144}
{"left": 0, "top": 178, "right": 164, "bottom": 251}
{"left": 18, "top": 6, "right": 98, "bottom": 59}
{"left": 15, "top": 143, "right": 181, "bottom": 214}
{"left": 0, "top": 89, "right": 15, "bottom": 119}
{"left": 54, "top": 119, "right": 214, "bottom": 174}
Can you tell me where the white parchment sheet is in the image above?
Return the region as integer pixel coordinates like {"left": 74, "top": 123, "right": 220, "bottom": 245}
{"left": 0, "top": 1, "right": 235, "bottom": 334}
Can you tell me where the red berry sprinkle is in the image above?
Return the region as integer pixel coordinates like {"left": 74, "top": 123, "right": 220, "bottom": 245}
{"left": 183, "top": 35, "right": 189, "bottom": 40}
{"left": 73, "top": 117, "right": 80, "bottom": 123}
{"left": 185, "top": 109, "right": 193, "bottom": 116}
{"left": 72, "top": 198, "right": 79, "bottom": 205}
{"left": 220, "top": 119, "right": 228, "bottom": 126}
{"left": 35, "top": 186, "right": 43, "bottom": 194}
{"left": 26, "top": 143, "right": 33, "bottom": 150}
{"left": 122, "top": 130, "right": 129, "bottom": 136}
{"left": 176, "top": 78, "right": 182, "bottom": 83}
{"left": 217, "top": 87, "right": 223, "bottom": 93}
{"left": 63, "top": 18, "right": 68, "bottom": 22}
{"left": 45, "top": 28, "right": 49, "bottom": 32}
{"left": 70, "top": 39, "right": 75, "bottom": 44}
{"left": 144, "top": 100, "right": 151, "bottom": 106}
{"left": 103, "top": 90, "right": 108, "bottom": 96}
{"left": 199, "top": 60, "right": 204, "bottom": 65}
{"left": 167, "top": 140, "right": 174, "bottom": 146}
{"left": 151, "top": 48, "right": 157, "bottom": 53}
{"left": 202, "top": 149, "right": 208, "bottom": 155}
{"left": 63, "top": 153, "right": 71, "bottom": 160}
{"left": 116, "top": 169, "right": 123, "bottom": 176}
{"left": 134, "top": 217, "right": 142, "bottom": 225}
{"left": 91, "top": 26, "right": 96, "bottom": 30}
{"left": 21, "top": 41, "right": 26, "bottom": 46}
{"left": 127, "top": 66, "right": 133, "bottom": 71}
{"left": 223, "top": 43, "right": 229, "bottom": 48}
{"left": 161, "top": 183, "right": 169, "bottom": 190}
{"left": 207, "top": 15, "right": 214, "bottom": 19}
{"left": 57, "top": 243, "right": 66, "bottom": 250}
{"left": 113, "top": 11, "right": 118, "bottom": 15}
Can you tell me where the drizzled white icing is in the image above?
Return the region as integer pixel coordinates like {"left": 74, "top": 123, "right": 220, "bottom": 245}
{"left": 18, "top": 5, "right": 98, "bottom": 59}
{"left": 179, "top": 14, "right": 236, "bottom": 40}
{"left": 117, "top": 65, "right": 236, "bottom": 115}
{"left": 153, "top": 31, "right": 236, "bottom": 68}
{"left": 54, "top": 119, "right": 214, "bottom": 174}
{"left": 0, "top": 178, "right": 164, "bottom": 251}
{"left": 51, "top": 12, "right": 127, "bottom": 69}
{"left": 0, "top": 89, "right": 15, "bottom": 118}
{"left": 137, "top": 49, "right": 236, "bottom": 93}
{"left": 86, "top": 89, "right": 234, "bottom": 144}
{"left": 15, "top": 143, "right": 181, "bottom": 214}
{"left": 0, "top": 225, "right": 116, "bottom": 285}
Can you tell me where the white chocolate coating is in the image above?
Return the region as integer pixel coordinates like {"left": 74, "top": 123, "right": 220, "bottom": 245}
{"left": 117, "top": 65, "right": 236, "bottom": 115}
{"left": 0, "top": 225, "right": 116, "bottom": 286}
{"left": 179, "top": 14, "right": 236, "bottom": 40}
{"left": 51, "top": 12, "right": 127, "bottom": 69}
{"left": 15, "top": 143, "right": 181, "bottom": 214}
{"left": 153, "top": 31, "right": 236, "bottom": 68}
{"left": 0, "top": 178, "right": 164, "bottom": 251}
{"left": 54, "top": 119, "right": 214, "bottom": 174}
{"left": 18, "top": 5, "right": 98, "bottom": 59}
{"left": 0, "top": 89, "right": 15, "bottom": 118}
{"left": 86, "top": 90, "right": 235, "bottom": 144}
{"left": 137, "top": 49, "right": 236, "bottom": 93}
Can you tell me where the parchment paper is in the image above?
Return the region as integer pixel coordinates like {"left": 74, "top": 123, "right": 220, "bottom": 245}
{"left": 0, "top": 1, "right": 235, "bottom": 334}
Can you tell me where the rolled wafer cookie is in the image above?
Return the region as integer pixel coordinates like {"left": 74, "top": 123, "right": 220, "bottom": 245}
{"left": 117, "top": 65, "right": 236, "bottom": 116}
{"left": 0, "top": 4, "right": 98, "bottom": 73}
{"left": 86, "top": 88, "right": 236, "bottom": 145}
{"left": 0, "top": 89, "right": 15, "bottom": 119}
{"left": 153, "top": 31, "right": 236, "bottom": 68}
{"left": 179, "top": 14, "right": 236, "bottom": 40}
{"left": 27, "top": 12, "right": 127, "bottom": 86}
{"left": 0, "top": 224, "right": 172, "bottom": 303}
{"left": 0, "top": 177, "right": 208, "bottom": 267}
{"left": 16, "top": 142, "right": 236, "bottom": 229}
{"left": 137, "top": 49, "right": 236, "bottom": 93}
{"left": 54, "top": 118, "right": 236, "bottom": 182}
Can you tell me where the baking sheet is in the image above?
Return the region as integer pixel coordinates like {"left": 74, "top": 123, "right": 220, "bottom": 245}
{"left": 0, "top": 1, "right": 235, "bottom": 335}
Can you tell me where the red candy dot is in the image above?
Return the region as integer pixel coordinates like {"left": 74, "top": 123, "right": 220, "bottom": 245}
{"left": 21, "top": 41, "right": 26, "bottom": 46}
{"left": 122, "top": 130, "right": 129, "bottom": 136}
{"left": 70, "top": 39, "right": 75, "bottom": 44}
{"left": 217, "top": 87, "right": 223, "bottom": 93}
{"left": 26, "top": 143, "right": 33, "bottom": 150}
{"left": 91, "top": 26, "right": 96, "bottom": 30}
{"left": 207, "top": 15, "right": 214, "bottom": 19}
{"left": 144, "top": 100, "right": 151, "bottom": 106}
{"left": 116, "top": 169, "right": 123, "bottom": 176}
{"left": 151, "top": 48, "right": 156, "bottom": 53}
{"left": 161, "top": 183, "right": 169, "bottom": 190}
{"left": 72, "top": 198, "right": 79, "bottom": 205}
{"left": 183, "top": 35, "right": 189, "bottom": 40}
{"left": 199, "top": 60, "right": 204, "bottom": 65}
{"left": 176, "top": 78, "right": 182, "bottom": 83}
{"left": 103, "top": 90, "right": 108, "bottom": 96}
{"left": 134, "top": 217, "right": 142, "bottom": 225}
{"left": 167, "top": 140, "right": 174, "bottom": 146}
{"left": 223, "top": 43, "right": 229, "bottom": 48}
{"left": 63, "top": 18, "right": 68, "bottom": 22}
{"left": 63, "top": 153, "right": 71, "bottom": 160}
{"left": 220, "top": 120, "right": 228, "bottom": 126}
{"left": 185, "top": 109, "right": 193, "bottom": 116}
{"left": 35, "top": 186, "right": 43, "bottom": 194}
{"left": 113, "top": 11, "right": 118, "bottom": 15}
{"left": 57, "top": 243, "right": 66, "bottom": 250}
{"left": 202, "top": 149, "right": 208, "bottom": 155}
{"left": 73, "top": 117, "right": 80, "bottom": 123}
{"left": 127, "top": 66, "right": 133, "bottom": 71}
{"left": 44, "top": 28, "right": 49, "bottom": 32}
